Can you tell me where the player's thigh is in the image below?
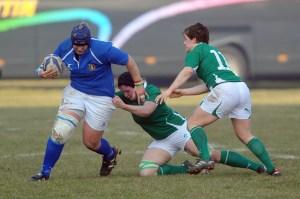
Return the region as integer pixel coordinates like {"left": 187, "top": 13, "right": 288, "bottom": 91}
{"left": 140, "top": 148, "right": 172, "bottom": 176}
{"left": 142, "top": 148, "right": 172, "bottom": 165}
{"left": 188, "top": 106, "right": 218, "bottom": 128}
{"left": 84, "top": 95, "right": 115, "bottom": 131}
{"left": 199, "top": 83, "right": 242, "bottom": 121}
{"left": 149, "top": 123, "right": 192, "bottom": 157}
{"left": 51, "top": 109, "right": 83, "bottom": 144}
{"left": 184, "top": 139, "right": 199, "bottom": 157}
{"left": 82, "top": 121, "right": 104, "bottom": 149}
{"left": 52, "top": 85, "right": 84, "bottom": 143}
{"left": 59, "top": 85, "right": 85, "bottom": 112}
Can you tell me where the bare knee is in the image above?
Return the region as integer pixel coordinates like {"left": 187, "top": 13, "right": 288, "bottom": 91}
{"left": 139, "top": 169, "right": 158, "bottom": 177}
{"left": 83, "top": 139, "right": 99, "bottom": 151}
{"left": 82, "top": 122, "right": 104, "bottom": 151}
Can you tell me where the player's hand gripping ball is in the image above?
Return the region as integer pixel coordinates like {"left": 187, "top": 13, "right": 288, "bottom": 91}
{"left": 42, "top": 54, "right": 64, "bottom": 76}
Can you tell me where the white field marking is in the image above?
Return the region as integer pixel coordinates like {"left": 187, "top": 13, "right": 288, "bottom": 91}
{"left": 5, "top": 128, "right": 21, "bottom": 132}
{"left": 1, "top": 148, "right": 298, "bottom": 160}
{"left": 0, "top": 150, "right": 145, "bottom": 159}
{"left": 115, "top": 131, "right": 140, "bottom": 136}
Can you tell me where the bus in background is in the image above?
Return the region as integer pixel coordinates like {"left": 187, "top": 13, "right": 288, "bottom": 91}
{"left": 0, "top": 0, "right": 299, "bottom": 85}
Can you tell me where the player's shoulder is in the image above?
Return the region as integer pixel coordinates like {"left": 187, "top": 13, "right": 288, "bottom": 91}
{"left": 57, "top": 38, "right": 72, "bottom": 50}
{"left": 90, "top": 38, "right": 112, "bottom": 51}
{"left": 146, "top": 83, "right": 161, "bottom": 94}
{"left": 199, "top": 42, "right": 218, "bottom": 51}
{"left": 55, "top": 38, "right": 73, "bottom": 56}
{"left": 190, "top": 42, "right": 218, "bottom": 56}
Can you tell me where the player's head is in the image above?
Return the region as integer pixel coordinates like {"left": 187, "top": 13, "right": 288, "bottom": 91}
{"left": 117, "top": 72, "right": 136, "bottom": 100}
{"left": 183, "top": 23, "right": 209, "bottom": 51}
{"left": 71, "top": 22, "right": 91, "bottom": 54}
{"left": 71, "top": 22, "right": 91, "bottom": 45}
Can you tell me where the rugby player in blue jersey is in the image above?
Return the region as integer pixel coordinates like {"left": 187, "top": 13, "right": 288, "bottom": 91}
{"left": 31, "top": 22, "right": 145, "bottom": 181}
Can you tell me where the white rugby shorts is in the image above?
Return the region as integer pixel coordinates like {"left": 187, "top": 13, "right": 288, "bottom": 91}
{"left": 200, "top": 82, "right": 251, "bottom": 119}
{"left": 59, "top": 85, "right": 115, "bottom": 131}
{"left": 148, "top": 122, "right": 191, "bottom": 157}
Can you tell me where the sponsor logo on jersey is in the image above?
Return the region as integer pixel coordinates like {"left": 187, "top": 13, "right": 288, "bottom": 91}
{"left": 88, "top": 64, "right": 96, "bottom": 71}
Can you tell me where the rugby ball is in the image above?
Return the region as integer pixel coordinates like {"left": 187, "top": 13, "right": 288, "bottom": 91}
{"left": 42, "top": 54, "right": 64, "bottom": 75}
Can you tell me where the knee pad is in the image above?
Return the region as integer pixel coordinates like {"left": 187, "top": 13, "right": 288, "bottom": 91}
{"left": 139, "top": 160, "right": 159, "bottom": 176}
{"left": 51, "top": 112, "right": 80, "bottom": 144}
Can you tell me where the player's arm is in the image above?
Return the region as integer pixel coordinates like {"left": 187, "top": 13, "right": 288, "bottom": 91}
{"left": 113, "top": 96, "right": 157, "bottom": 117}
{"left": 126, "top": 55, "right": 146, "bottom": 105}
{"left": 35, "top": 61, "right": 58, "bottom": 79}
{"left": 171, "top": 84, "right": 208, "bottom": 98}
{"left": 108, "top": 45, "right": 145, "bottom": 104}
{"left": 126, "top": 55, "right": 143, "bottom": 84}
{"left": 155, "top": 67, "right": 193, "bottom": 104}
{"left": 36, "top": 44, "right": 63, "bottom": 79}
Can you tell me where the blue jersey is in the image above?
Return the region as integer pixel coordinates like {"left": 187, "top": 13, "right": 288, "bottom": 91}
{"left": 54, "top": 38, "right": 128, "bottom": 97}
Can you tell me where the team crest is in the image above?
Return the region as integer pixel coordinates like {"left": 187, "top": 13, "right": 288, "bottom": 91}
{"left": 88, "top": 64, "right": 96, "bottom": 71}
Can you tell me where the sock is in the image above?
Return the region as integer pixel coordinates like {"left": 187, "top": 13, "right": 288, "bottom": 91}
{"left": 190, "top": 127, "right": 210, "bottom": 161}
{"left": 157, "top": 164, "right": 188, "bottom": 175}
{"left": 220, "top": 150, "right": 263, "bottom": 172}
{"left": 96, "top": 138, "right": 114, "bottom": 161}
{"left": 41, "top": 137, "right": 64, "bottom": 176}
{"left": 246, "top": 137, "right": 275, "bottom": 173}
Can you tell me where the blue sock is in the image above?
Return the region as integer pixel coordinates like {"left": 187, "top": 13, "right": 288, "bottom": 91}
{"left": 96, "top": 138, "right": 114, "bottom": 160}
{"left": 41, "top": 137, "right": 64, "bottom": 176}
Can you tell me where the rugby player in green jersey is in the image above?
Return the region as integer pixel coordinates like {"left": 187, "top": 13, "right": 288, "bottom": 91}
{"left": 113, "top": 72, "right": 266, "bottom": 176}
{"left": 156, "top": 22, "right": 280, "bottom": 176}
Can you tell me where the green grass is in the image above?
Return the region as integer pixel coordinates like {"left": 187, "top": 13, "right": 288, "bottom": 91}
{"left": 0, "top": 81, "right": 300, "bottom": 198}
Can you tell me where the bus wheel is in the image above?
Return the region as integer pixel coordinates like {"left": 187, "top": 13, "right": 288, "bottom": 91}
{"left": 220, "top": 45, "right": 248, "bottom": 80}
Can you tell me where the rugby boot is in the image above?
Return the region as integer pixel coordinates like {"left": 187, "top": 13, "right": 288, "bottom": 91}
{"left": 183, "top": 160, "right": 213, "bottom": 175}
{"left": 31, "top": 172, "right": 50, "bottom": 181}
{"left": 100, "top": 147, "right": 121, "bottom": 176}
{"left": 268, "top": 168, "right": 281, "bottom": 176}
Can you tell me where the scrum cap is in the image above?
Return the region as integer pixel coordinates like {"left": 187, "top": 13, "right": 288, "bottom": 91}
{"left": 71, "top": 22, "right": 91, "bottom": 46}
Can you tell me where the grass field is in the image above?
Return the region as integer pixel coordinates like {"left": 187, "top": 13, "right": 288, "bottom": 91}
{"left": 0, "top": 80, "right": 300, "bottom": 199}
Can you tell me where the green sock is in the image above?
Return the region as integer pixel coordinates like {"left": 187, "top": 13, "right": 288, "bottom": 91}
{"left": 246, "top": 137, "right": 274, "bottom": 173}
{"left": 190, "top": 127, "right": 210, "bottom": 161}
{"left": 157, "top": 164, "right": 188, "bottom": 175}
{"left": 220, "top": 150, "right": 263, "bottom": 172}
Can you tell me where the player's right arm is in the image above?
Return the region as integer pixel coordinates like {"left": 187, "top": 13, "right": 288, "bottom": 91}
{"left": 155, "top": 67, "right": 194, "bottom": 104}
{"left": 170, "top": 84, "right": 209, "bottom": 98}
{"left": 35, "top": 40, "right": 65, "bottom": 79}
{"left": 35, "top": 61, "right": 58, "bottom": 79}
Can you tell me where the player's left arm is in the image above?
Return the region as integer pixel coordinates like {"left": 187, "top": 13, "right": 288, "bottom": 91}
{"left": 113, "top": 96, "right": 157, "bottom": 117}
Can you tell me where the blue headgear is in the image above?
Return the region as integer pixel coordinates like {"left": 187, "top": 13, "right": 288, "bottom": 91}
{"left": 71, "top": 22, "right": 91, "bottom": 46}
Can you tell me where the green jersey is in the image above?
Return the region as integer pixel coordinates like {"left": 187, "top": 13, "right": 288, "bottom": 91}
{"left": 185, "top": 42, "right": 241, "bottom": 89}
{"left": 116, "top": 84, "right": 185, "bottom": 140}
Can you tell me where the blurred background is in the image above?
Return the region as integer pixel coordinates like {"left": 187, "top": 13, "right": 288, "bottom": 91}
{"left": 0, "top": 0, "right": 299, "bottom": 87}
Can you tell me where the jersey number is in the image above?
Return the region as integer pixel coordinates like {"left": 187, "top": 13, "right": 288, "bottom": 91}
{"left": 210, "top": 50, "right": 231, "bottom": 71}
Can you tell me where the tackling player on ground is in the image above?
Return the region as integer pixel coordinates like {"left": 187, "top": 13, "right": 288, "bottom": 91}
{"left": 113, "top": 72, "right": 266, "bottom": 176}
{"left": 31, "top": 22, "right": 145, "bottom": 180}
{"left": 155, "top": 22, "right": 280, "bottom": 176}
